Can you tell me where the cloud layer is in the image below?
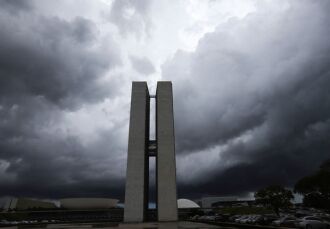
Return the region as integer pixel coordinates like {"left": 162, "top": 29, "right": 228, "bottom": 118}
{"left": 164, "top": 0, "right": 330, "bottom": 198}
{"left": 0, "top": 0, "right": 330, "bottom": 203}
{"left": 0, "top": 0, "right": 125, "bottom": 199}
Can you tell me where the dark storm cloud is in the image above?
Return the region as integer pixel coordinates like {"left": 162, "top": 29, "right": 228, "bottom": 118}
{"left": 0, "top": 130, "right": 125, "bottom": 199}
{"left": 0, "top": 1, "right": 125, "bottom": 200}
{"left": 0, "top": 0, "right": 32, "bottom": 13}
{"left": 130, "top": 56, "right": 155, "bottom": 75}
{"left": 2, "top": 0, "right": 330, "bottom": 203}
{"left": 0, "top": 100, "right": 127, "bottom": 199}
{"left": 163, "top": 0, "right": 330, "bottom": 196}
{"left": 0, "top": 8, "right": 120, "bottom": 108}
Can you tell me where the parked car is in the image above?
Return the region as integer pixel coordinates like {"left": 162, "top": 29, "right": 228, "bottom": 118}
{"left": 221, "top": 214, "right": 231, "bottom": 222}
{"left": 229, "top": 215, "right": 241, "bottom": 222}
{"left": 244, "top": 215, "right": 260, "bottom": 224}
{"left": 247, "top": 215, "right": 263, "bottom": 224}
{"left": 214, "top": 214, "right": 224, "bottom": 221}
{"left": 272, "top": 215, "right": 297, "bottom": 227}
{"left": 236, "top": 215, "right": 250, "bottom": 223}
{"left": 234, "top": 215, "right": 245, "bottom": 223}
{"left": 0, "top": 220, "right": 10, "bottom": 225}
{"left": 240, "top": 215, "right": 253, "bottom": 224}
{"left": 197, "top": 215, "right": 206, "bottom": 220}
{"left": 190, "top": 215, "right": 199, "bottom": 220}
{"left": 296, "top": 216, "right": 330, "bottom": 229}
{"left": 257, "top": 215, "right": 271, "bottom": 225}
{"left": 204, "top": 216, "right": 216, "bottom": 221}
{"left": 261, "top": 214, "right": 279, "bottom": 225}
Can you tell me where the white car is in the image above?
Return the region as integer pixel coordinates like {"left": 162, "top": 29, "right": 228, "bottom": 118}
{"left": 234, "top": 215, "right": 245, "bottom": 223}
{"left": 247, "top": 215, "right": 262, "bottom": 224}
{"left": 240, "top": 215, "right": 253, "bottom": 224}
{"left": 244, "top": 215, "right": 258, "bottom": 224}
{"left": 204, "top": 216, "right": 216, "bottom": 221}
{"left": 296, "top": 216, "right": 330, "bottom": 229}
{"left": 236, "top": 215, "right": 250, "bottom": 223}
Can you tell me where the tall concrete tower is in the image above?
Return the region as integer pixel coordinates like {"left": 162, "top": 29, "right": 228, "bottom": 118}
{"left": 124, "top": 81, "right": 178, "bottom": 222}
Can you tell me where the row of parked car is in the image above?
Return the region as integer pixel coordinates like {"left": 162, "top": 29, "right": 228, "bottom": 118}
{"left": 0, "top": 219, "right": 58, "bottom": 225}
{"left": 273, "top": 215, "right": 330, "bottom": 229}
{"left": 192, "top": 213, "right": 330, "bottom": 229}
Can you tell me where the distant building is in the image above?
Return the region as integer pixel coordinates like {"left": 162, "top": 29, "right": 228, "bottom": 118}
{"left": 211, "top": 198, "right": 255, "bottom": 208}
{"left": 5, "top": 198, "right": 57, "bottom": 211}
{"left": 197, "top": 196, "right": 255, "bottom": 208}
{"left": 198, "top": 196, "right": 238, "bottom": 208}
{"left": 60, "top": 198, "right": 119, "bottom": 209}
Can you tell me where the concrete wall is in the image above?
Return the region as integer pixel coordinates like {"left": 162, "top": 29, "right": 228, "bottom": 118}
{"left": 156, "top": 82, "right": 178, "bottom": 221}
{"left": 124, "top": 82, "right": 150, "bottom": 222}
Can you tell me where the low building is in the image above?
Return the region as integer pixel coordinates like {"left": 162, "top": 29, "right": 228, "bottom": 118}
{"left": 5, "top": 198, "right": 57, "bottom": 211}
{"left": 197, "top": 196, "right": 255, "bottom": 208}
{"left": 60, "top": 198, "right": 119, "bottom": 209}
{"left": 199, "top": 196, "right": 238, "bottom": 208}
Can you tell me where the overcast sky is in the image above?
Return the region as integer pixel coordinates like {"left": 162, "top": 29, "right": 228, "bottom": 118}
{"left": 1, "top": 0, "right": 330, "bottom": 204}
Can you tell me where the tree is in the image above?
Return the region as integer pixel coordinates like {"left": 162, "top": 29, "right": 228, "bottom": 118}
{"left": 294, "top": 159, "right": 330, "bottom": 209}
{"left": 254, "top": 185, "right": 294, "bottom": 216}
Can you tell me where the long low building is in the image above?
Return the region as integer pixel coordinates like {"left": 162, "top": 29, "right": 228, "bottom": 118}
{"left": 60, "top": 198, "right": 119, "bottom": 209}
{"left": 198, "top": 196, "right": 238, "bottom": 208}
{"left": 5, "top": 198, "right": 57, "bottom": 210}
{"left": 197, "top": 196, "right": 256, "bottom": 208}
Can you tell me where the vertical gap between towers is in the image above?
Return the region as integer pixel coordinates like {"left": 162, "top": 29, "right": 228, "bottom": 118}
{"left": 149, "top": 97, "right": 156, "bottom": 140}
{"left": 148, "top": 157, "right": 156, "bottom": 210}
{"left": 148, "top": 96, "right": 156, "bottom": 220}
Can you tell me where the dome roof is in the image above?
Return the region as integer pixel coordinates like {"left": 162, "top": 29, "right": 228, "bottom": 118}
{"left": 177, "top": 199, "right": 200, "bottom": 209}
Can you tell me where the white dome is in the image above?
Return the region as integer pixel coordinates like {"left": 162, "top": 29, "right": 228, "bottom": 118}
{"left": 177, "top": 199, "right": 200, "bottom": 209}
{"left": 60, "top": 198, "right": 118, "bottom": 209}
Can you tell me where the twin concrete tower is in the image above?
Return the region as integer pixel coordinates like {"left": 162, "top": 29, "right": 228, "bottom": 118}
{"left": 124, "top": 81, "right": 178, "bottom": 222}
